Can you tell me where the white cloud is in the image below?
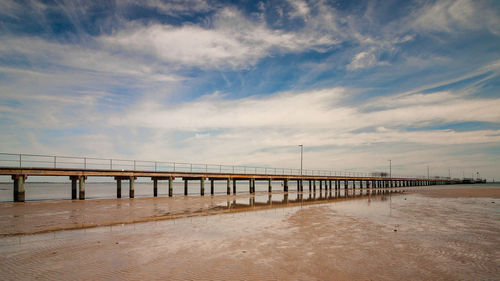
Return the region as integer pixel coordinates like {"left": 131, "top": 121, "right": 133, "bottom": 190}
{"left": 413, "top": 0, "right": 500, "bottom": 34}
{"left": 346, "top": 48, "right": 389, "bottom": 71}
{"left": 100, "top": 8, "right": 337, "bottom": 69}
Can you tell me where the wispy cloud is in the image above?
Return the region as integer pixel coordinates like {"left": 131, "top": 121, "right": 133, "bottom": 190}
{"left": 100, "top": 7, "right": 337, "bottom": 69}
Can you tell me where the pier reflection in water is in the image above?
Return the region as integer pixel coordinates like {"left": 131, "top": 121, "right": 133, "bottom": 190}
{"left": 225, "top": 188, "right": 402, "bottom": 211}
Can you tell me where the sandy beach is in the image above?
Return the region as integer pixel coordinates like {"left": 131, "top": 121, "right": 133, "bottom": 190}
{"left": 0, "top": 185, "right": 499, "bottom": 280}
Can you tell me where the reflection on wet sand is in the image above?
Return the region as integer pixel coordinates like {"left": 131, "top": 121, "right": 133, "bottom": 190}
{"left": 226, "top": 188, "right": 401, "bottom": 211}
{"left": 0, "top": 188, "right": 403, "bottom": 236}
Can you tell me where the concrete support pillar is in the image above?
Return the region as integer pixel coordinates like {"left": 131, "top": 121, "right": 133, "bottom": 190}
{"left": 227, "top": 179, "right": 231, "bottom": 195}
{"left": 71, "top": 176, "right": 77, "bottom": 200}
{"left": 200, "top": 178, "right": 205, "bottom": 196}
{"left": 328, "top": 180, "right": 332, "bottom": 190}
{"left": 117, "top": 179, "right": 122, "bottom": 198}
{"left": 284, "top": 179, "right": 288, "bottom": 192}
{"left": 313, "top": 180, "right": 316, "bottom": 191}
{"left": 129, "top": 177, "right": 135, "bottom": 198}
{"left": 367, "top": 181, "right": 370, "bottom": 189}
{"left": 211, "top": 179, "right": 215, "bottom": 195}
{"left": 233, "top": 179, "right": 237, "bottom": 194}
{"left": 168, "top": 177, "right": 173, "bottom": 197}
{"left": 268, "top": 179, "right": 272, "bottom": 192}
{"left": 352, "top": 180, "right": 356, "bottom": 189}
{"left": 300, "top": 179, "right": 304, "bottom": 191}
{"left": 390, "top": 180, "right": 393, "bottom": 188}
{"left": 360, "top": 180, "right": 363, "bottom": 189}
{"left": 79, "top": 176, "right": 86, "bottom": 200}
{"left": 309, "top": 180, "right": 312, "bottom": 191}
{"left": 344, "top": 180, "right": 348, "bottom": 189}
{"left": 249, "top": 179, "right": 253, "bottom": 193}
{"left": 12, "top": 175, "right": 26, "bottom": 202}
{"left": 153, "top": 179, "right": 158, "bottom": 197}
{"left": 184, "top": 179, "right": 188, "bottom": 196}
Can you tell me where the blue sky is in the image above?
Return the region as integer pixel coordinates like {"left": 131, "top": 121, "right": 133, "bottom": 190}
{"left": 1, "top": 0, "right": 500, "bottom": 180}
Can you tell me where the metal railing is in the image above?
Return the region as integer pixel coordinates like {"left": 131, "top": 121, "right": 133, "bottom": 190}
{"left": 0, "top": 152, "right": 430, "bottom": 179}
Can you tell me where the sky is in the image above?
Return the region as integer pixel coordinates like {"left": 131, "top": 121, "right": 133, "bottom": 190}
{"left": 0, "top": 0, "right": 500, "bottom": 180}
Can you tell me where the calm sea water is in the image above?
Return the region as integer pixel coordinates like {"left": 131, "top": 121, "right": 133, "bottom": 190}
{"left": 0, "top": 180, "right": 315, "bottom": 201}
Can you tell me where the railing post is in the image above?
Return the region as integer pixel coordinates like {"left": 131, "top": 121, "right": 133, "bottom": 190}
{"left": 155, "top": 161, "right": 157, "bottom": 172}
{"left": 84, "top": 157, "right": 86, "bottom": 169}
{"left": 54, "top": 156, "right": 56, "bottom": 168}
{"left": 206, "top": 164, "right": 208, "bottom": 173}
{"left": 110, "top": 159, "right": 113, "bottom": 170}
{"left": 173, "top": 162, "right": 176, "bottom": 172}
{"left": 219, "top": 165, "right": 222, "bottom": 173}
{"left": 134, "top": 160, "right": 136, "bottom": 170}
{"left": 190, "top": 163, "right": 192, "bottom": 172}
{"left": 19, "top": 154, "right": 21, "bottom": 167}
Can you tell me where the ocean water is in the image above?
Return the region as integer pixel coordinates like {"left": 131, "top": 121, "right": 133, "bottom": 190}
{"left": 0, "top": 180, "right": 362, "bottom": 202}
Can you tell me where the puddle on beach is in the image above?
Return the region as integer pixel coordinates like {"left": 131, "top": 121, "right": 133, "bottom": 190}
{"left": 0, "top": 186, "right": 499, "bottom": 280}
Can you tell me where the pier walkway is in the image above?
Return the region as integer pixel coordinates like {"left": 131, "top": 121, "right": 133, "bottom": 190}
{"left": 0, "top": 153, "right": 460, "bottom": 202}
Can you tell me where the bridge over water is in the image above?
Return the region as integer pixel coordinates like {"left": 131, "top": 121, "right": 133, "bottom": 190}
{"left": 0, "top": 153, "right": 460, "bottom": 202}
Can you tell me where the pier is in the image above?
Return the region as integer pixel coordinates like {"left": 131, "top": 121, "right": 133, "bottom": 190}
{"left": 0, "top": 153, "right": 463, "bottom": 202}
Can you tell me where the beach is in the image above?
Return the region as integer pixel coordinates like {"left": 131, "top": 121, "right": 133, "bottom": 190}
{"left": 0, "top": 184, "right": 499, "bottom": 280}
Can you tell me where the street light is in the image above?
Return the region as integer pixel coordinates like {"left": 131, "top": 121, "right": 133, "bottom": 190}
{"left": 388, "top": 159, "right": 392, "bottom": 179}
{"left": 299, "top": 145, "right": 303, "bottom": 175}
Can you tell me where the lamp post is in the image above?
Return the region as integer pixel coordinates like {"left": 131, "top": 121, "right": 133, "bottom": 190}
{"left": 299, "top": 145, "right": 303, "bottom": 175}
{"left": 388, "top": 159, "right": 392, "bottom": 179}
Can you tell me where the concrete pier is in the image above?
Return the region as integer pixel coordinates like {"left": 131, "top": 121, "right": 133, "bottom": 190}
{"left": 129, "top": 176, "right": 135, "bottom": 198}
{"left": 12, "top": 175, "right": 26, "bottom": 202}
{"left": 117, "top": 179, "right": 122, "bottom": 198}
{"left": 70, "top": 176, "right": 77, "bottom": 200}
{"left": 79, "top": 176, "right": 86, "bottom": 200}
{"left": 200, "top": 178, "right": 205, "bottom": 196}
{"left": 168, "top": 176, "right": 173, "bottom": 197}
{"left": 0, "top": 163, "right": 463, "bottom": 202}
{"left": 153, "top": 179, "right": 158, "bottom": 197}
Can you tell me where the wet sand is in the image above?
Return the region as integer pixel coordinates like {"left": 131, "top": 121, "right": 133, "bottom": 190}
{"left": 416, "top": 186, "right": 500, "bottom": 198}
{"left": 0, "top": 189, "right": 389, "bottom": 236}
{"left": 0, "top": 185, "right": 499, "bottom": 280}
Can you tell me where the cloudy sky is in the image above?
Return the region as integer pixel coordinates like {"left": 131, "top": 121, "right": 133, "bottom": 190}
{"left": 1, "top": 0, "right": 499, "bottom": 180}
